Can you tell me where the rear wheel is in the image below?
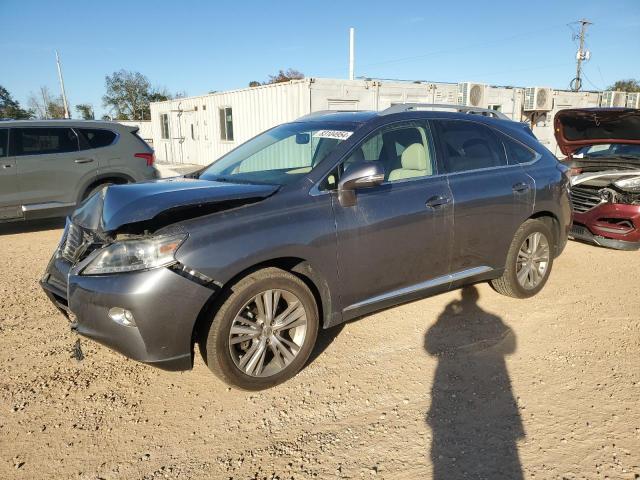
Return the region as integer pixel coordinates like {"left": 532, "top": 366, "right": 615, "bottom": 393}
{"left": 200, "top": 268, "right": 319, "bottom": 390}
{"left": 491, "top": 219, "right": 554, "bottom": 298}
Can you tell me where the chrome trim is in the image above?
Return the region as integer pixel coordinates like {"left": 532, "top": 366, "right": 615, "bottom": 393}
{"left": 22, "top": 202, "right": 76, "bottom": 212}
{"left": 343, "top": 266, "right": 493, "bottom": 313}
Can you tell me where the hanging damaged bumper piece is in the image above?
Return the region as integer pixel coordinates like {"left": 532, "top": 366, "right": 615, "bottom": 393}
{"left": 40, "top": 225, "right": 218, "bottom": 371}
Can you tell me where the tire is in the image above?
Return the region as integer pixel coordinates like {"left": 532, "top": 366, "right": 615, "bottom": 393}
{"left": 83, "top": 182, "right": 114, "bottom": 200}
{"left": 199, "top": 267, "right": 319, "bottom": 390}
{"left": 490, "top": 219, "right": 554, "bottom": 299}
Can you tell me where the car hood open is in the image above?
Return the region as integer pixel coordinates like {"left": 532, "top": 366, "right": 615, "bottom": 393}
{"left": 554, "top": 108, "right": 640, "bottom": 157}
{"left": 71, "top": 177, "right": 279, "bottom": 233}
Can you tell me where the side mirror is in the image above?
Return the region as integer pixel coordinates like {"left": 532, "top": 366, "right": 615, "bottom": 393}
{"left": 337, "top": 162, "right": 385, "bottom": 207}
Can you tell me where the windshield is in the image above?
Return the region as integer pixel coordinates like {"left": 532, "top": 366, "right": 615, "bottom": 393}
{"left": 574, "top": 143, "right": 640, "bottom": 159}
{"left": 199, "top": 123, "right": 354, "bottom": 185}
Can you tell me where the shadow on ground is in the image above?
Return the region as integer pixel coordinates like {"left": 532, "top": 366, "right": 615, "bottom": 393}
{"left": 425, "top": 285, "right": 524, "bottom": 479}
{"left": 0, "top": 218, "right": 65, "bottom": 236}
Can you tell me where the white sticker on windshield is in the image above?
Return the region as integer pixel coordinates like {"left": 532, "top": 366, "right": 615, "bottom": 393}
{"left": 313, "top": 130, "right": 353, "bottom": 140}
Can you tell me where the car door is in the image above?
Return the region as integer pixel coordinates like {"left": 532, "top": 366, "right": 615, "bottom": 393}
{"left": 433, "top": 119, "right": 534, "bottom": 273}
{"left": 0, "top": 128, "right": 22, "bottom": 220}
{"left": 13, "top": 127, "right": 97, "bottom": 208}
{"left": 330, "top": 120, "right": 454, "bottom": 318}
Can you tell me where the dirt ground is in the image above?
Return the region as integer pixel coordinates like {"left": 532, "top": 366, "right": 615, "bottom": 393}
{"left": 0, "top": 222, "right": 638, "bottom": 480}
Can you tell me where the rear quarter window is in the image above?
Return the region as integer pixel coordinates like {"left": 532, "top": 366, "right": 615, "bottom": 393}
{"left": 500, "top": 133, "right": 538, "bottom": 164}
{"left": 78, "top": 128, "right": 117, "bottom": 149}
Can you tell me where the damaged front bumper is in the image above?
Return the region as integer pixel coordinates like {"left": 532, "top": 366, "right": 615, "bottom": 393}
{"left": 40, "top": 224, "right": 216, "bottom": 371}
{"left": 570, "top": 202, "right": 640, "bottom": 251}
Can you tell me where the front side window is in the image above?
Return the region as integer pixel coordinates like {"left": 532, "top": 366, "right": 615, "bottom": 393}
{"left": 333, "top": 121, "right": 435, "bottom": 186}
{"left": 0, "top": 129, "right": 7, "bottom": 157}
{"left": 14, "top": 127, "right": 79, "bottom": 156}
{"left": 78, "top": 128, "right": 116, "bottom": 149}
{"left": 219, "top": 107, "right": 234, "bottom": 141}
{"left": 160, "top": 114, "right": 169, "bottom": 139}
{"left": 199, "top": 123, "right": 353, "bottom": 185}
{"left": 436, "top": 120, "right": 507, "bottom": 173}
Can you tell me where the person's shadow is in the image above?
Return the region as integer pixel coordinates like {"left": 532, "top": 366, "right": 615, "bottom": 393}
{"left": 424, "top": 285, "right": 524, "bottom": 479}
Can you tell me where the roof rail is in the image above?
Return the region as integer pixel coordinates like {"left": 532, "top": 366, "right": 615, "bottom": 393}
{"left": 381, "top": 103, "right": 511, "bottom": 120}
{"left": 296, "top": 110, "right": 358, "bottom": 120}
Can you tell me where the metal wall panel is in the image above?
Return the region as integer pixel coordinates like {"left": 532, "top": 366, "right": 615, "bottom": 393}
{"left": 150, "top": 78, "right": 604, "bottom": 164}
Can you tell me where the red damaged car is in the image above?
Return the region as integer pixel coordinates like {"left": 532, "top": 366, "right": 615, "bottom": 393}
{"left": 555, "top": 108, "right": 640, "bottom": 250}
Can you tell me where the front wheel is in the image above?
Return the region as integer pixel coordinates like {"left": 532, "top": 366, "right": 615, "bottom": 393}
{"left": 200, "top": 268, "right": 319, "bottom": 390}
{"left": 491, "top": 219, "right": 554, "bottom": 299}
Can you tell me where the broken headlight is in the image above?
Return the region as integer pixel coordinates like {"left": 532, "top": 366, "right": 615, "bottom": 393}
{"left": 613, "top": 177, "right": 640, "bottom": 192}
{"left": 82, "top": 234, "right": 187, "bottom": 275}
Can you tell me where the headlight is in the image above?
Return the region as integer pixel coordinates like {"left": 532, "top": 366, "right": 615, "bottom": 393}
{"left": 82, "top": 234, "right": 187, "bottom": 275}
{"left": 613, "top": 176, "right": 640, "bottom": 192}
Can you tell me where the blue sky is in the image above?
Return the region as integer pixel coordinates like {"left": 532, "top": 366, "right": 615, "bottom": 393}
{"left": 1, "top": 0, "right": 639, "bottom": 118}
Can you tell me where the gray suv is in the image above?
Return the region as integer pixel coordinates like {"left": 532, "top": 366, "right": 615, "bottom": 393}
{"left": 0, "top": 120, "right": 157, "bottom": 222}
{"left": 41, "top": 106, "right": 571, "bottom": 390}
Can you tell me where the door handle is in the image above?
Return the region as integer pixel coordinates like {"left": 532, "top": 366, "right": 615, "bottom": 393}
{"left": 74, "top": 158, "right": 94, "bottom": 164}
{"left": 1, "top": 164, "right": 12, "bottom": 169}
{"left": 425, "top": 195, "right": 451, "bottom": 209}
{"left": 512, "top": 182, "right": 530, "bottom": 193}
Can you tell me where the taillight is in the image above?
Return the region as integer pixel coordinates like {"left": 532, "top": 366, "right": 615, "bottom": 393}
{"left": 135, "top": 152, "right": 155, "bottom": 167}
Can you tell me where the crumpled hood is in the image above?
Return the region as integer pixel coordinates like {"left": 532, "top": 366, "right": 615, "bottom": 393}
{"left": 71, "top": 177, "right": 279, "bottom": 233}
{"left": 554, "top": 108, "right": 640, "bottom": 156}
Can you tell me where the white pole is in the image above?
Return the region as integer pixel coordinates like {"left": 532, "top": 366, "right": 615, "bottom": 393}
{"left": 349, "top": 27, "right": 355, "bottom": 80}
{"left": 55, "top": 50, "right": 70, "bottom": 119}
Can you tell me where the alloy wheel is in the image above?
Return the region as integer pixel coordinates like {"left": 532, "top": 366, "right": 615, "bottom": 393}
{"left": 228, "top": 289, "right": 308, "bottom": 377}
{"left": 516, "top": 232, "right": 550, "bottom": 290}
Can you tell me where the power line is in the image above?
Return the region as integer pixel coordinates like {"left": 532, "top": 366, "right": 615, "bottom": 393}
{"left": 356, "top": 23, "right": 568, "bottom": 70}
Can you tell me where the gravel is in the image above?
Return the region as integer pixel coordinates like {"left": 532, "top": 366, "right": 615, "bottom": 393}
{"left": 0, "top": 224, "right": 638, "bottom": 479}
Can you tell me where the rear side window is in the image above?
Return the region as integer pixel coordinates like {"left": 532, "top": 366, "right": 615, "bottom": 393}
{"left": 0, "top": 129, "right": 7, "bottom": 157}
{"left": 13, "top": 127, "right": 79, "bottom": 156}
{"left": 500, "top": 133, "right": 538, "bottom": 164}
{"left": 436, "top": 120, "right": 507, "bottom": 173}
{"left": 78, "top": 128, "right": 116, "bottom": 149}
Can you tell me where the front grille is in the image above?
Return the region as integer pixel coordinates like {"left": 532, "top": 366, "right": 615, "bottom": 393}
{"left": 61, "top": 223, "right": 90, "bottom": 263}
{"left": 570, "top": 186, "right": 604, "bottom": 213}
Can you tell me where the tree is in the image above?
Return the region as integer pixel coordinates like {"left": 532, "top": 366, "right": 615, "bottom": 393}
{"left": 75, "top": 104, "right": 94, "bottom": 120}
{"left": 248, "top": 69, "right": 305, "bottom": 87}
{"left": 103, "top": 70, "right": 152, "bottom": 120}
{"left": 0, "top": 85, "right": 33, "bottom": 119}
{"left": 266, "top": 69, "right": 304, "bottom": 84}
{"left": 607, "top": 79, "right": 640, "bottom": 92}
{"left": 27, "top": 86, "right": 66, "bottom": 119}
{"left": 103, "top": 70, "right": 178, "bottom": 120}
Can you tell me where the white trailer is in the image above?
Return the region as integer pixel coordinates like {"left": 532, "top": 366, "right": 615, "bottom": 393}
{"left": 149, "top": 78, "right": 603, "bottom": 165}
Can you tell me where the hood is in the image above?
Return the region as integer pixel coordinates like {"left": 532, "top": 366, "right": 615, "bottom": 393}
{"left": 554, "top": 108, "right": 640, "bottom": 156}
{"left": 71, "top": 177, "right": 279, "bottom": 233}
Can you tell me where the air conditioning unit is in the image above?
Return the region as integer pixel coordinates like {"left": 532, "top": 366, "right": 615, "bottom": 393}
{"left": 626, "top": 92, "right": 640, "bottom": 109}
{"left": 600, "top": 91, "right": 627, "bottom": 107}
{"left": 524, "top": 87, "right": 553, "bottom": 111}
{"left": 458, "top": 83, "right": 487, "bottom": 108}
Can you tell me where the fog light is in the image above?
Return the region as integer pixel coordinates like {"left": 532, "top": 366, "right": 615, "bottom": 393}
{"left": 108, "top": 307, "right": 136, "bottom": 327}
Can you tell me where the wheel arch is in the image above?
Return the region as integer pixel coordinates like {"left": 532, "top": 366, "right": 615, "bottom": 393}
{"left": 528, "top": 210, "right": 561, "bottom": 256}
{"left": 191, "top": 256, "right": 335, "bottom": 358}
{"left": 79, "top": 173, "right": 135, "bottom": 202}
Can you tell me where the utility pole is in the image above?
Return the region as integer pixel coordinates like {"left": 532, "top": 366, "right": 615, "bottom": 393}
{"left": 571, "top": 19, "right": 592, "bottom": 91}
{"left": 349, "top": 27, "right": 355, "bottom": 81}
{"left": 55, "top": 50, "right": 70, "bottom": 118}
